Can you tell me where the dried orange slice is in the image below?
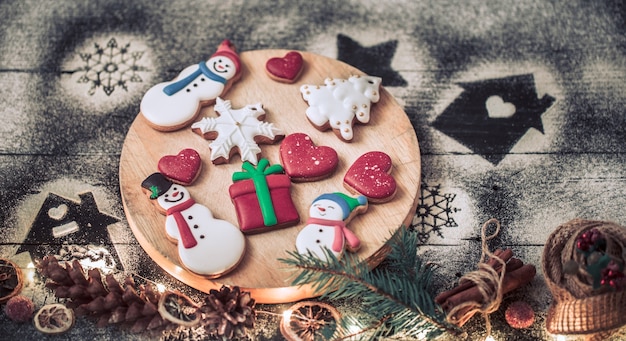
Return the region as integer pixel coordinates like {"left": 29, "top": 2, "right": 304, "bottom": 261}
{"left": 158, "top": 290, "right": 201, "bottom": 327}
{"left": 33, "top": 303, "right": 75, "bottom": 335}
{"left": 280, "top": 301, "right": 342, "bottom": 341}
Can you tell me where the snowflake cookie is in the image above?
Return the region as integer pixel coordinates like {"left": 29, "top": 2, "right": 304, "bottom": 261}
{"left": 300, "top": 75, "right": 382, "bottom": 142}
{"left": 191, "top": 97, "right": 284, "bottom": 165}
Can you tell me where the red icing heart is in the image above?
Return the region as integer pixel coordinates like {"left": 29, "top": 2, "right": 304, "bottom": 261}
{"left": 265, "top": 51, "right": 304, "bottom": 83}
{"left": 279, "top": 133, "right": 338, "bottom": 181}
{"left": 158, "top": 148, "right": 202, "bottom": 185}
{"left": 343, "top": 151, "right": 397, "bottom": 202}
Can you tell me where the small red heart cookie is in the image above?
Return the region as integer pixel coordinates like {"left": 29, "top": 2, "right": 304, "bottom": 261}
{"left": 279, "top": 133, "right": 339, "bottom": 182}
{"left": 265, "top": 51, "right": 304, "bottom": 83}
{"left": 343, "top": 151, "right": 397, "bottom": 203}
{"left": 158, "top": 148, "right": 202, "bottom": 185}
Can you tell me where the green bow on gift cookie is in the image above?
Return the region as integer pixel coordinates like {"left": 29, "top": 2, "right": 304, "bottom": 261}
{"left": 232, "top": 158, "right": 285, "bottom": 226}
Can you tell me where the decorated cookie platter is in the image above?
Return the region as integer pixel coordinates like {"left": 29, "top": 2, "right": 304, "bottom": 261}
{"left": 119, "top": 47, "right": 421, "bottom": 304}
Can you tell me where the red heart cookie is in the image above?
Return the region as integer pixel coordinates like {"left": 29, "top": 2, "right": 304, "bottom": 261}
{"left": 343, "top": 151, "right": 397, "bottom": 203}
{"left": 279, "top": 133, "right": 338, "bottom": 182}
{"left": 265, "top": 51, "right": 304, "bottom": 83}
{"left": 158, "top": 148, "right": 202, "bottom": 185}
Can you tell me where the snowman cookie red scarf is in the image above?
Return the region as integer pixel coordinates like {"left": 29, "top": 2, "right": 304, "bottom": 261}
{"left": 166, "top": 198, "right": 197, "bottom": 249}
{"left": 305, "top": 217, "right": 361, "bottom": 252}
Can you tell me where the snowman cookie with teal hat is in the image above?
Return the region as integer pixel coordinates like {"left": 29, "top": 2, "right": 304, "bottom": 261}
{"left": 296, "top": 192, "right": 368, "bottom": 262}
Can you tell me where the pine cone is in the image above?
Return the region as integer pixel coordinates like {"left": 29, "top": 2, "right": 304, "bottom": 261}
{"left": 200, "top": 285, "right": 256, "bottom": 340}
{"left": 36, "top": 255, "right": 173, "bottom": 333}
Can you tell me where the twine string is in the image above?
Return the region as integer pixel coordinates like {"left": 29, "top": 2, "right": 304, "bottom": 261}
{"left": 446, "top": 218, "right": 506, "bottom": 338}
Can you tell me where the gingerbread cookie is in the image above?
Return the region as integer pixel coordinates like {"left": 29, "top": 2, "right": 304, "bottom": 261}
{"left": 343, "top": 151, "right": 397, "bottom": 203}
{"left": 191, "top": 97, "right": 284, "bottom": 165}
{"left": 295, "top": 192, "right": 367, "bottom": 262}
{"left": 300, "top": 75, "right": 382, "bottom": 142}
{"left": 279, "top": 133, "right": 339, "bottom": 182}
{"left": 140, "top": 40, "right": 242, "bottom": 131}
{"left": 265, "top": 51, "right": 304, "bottom": 83}
{"left": 158, "top": 148, "right": 202, "bottom": 186}
{"left": 141, "top": 173, "right": 246, "bottom": 278}
{"left": 229, "top": 159, "right": 299, "bottom": 234}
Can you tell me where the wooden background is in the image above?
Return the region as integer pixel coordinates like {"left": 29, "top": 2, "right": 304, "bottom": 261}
{"left": 0, "top": 0, "right": 625, "bottom": 340}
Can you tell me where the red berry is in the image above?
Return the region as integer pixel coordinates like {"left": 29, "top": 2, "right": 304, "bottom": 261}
{"left": 505, "top": 301, "right": 535, "bottom": 329}
{"left": 5, "top": 295, "right": 35, "bottom": 323}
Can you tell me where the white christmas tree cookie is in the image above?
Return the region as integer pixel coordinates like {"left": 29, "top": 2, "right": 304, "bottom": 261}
{"left": 141, "top": 173, "right": 246, "bottom": 278}
{"left": 300, "top": 75, "right": 382, "bottom": 142}
{"left": 140, "top": 40, "right": 242, "bottom": 131}
{"left": 296, "top": 192, "right": 367, "bottom": 261}
{"left": 191, "top": 97, "right": 284, "bottom": 165}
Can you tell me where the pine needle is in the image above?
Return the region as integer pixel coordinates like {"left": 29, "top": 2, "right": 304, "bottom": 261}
{"left": 279, "top": 227, "right": 465, "bottom": 340}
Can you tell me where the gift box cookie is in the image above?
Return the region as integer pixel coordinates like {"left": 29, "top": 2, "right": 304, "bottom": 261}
{"left": 229, "top": 159, "right": 299, "bottom": 234}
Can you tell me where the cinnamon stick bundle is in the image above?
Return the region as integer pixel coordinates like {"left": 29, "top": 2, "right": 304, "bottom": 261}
{"left": 436, "top": 248, "right": 537, "bottom": 326}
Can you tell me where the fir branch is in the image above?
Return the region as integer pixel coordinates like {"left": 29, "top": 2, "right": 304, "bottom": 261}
{"left": 279, "top": 228, "right": 465, "bottom": 339}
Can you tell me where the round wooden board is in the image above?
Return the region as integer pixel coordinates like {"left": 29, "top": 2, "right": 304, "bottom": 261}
{"left": 119, "top": 49, "right": 421, "bottom": 304}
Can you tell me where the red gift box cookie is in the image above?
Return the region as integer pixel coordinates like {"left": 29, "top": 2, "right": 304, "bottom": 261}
{"left": 229, "top": 158, "right": 299, "bottom": 234}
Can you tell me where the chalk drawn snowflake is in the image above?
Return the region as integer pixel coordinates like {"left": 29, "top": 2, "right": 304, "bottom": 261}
{"left": 76, "top": 38, "right": 148, "bottom": 96}
{"left": 410, "top": 182, "right": 460, "bottom": 244}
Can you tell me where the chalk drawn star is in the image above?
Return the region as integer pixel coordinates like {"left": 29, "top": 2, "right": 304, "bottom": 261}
{"left": 336, "top": 33, "right": 407, "bottom": 87}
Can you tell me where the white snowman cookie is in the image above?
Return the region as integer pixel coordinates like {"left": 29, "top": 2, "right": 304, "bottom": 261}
{"left": 140, "top": 40, "right": 242, "bottom": 131}
{"left": 295, "top": 192, "right": 367, "bottom": 261}
{"left": 141, "top": 173, "right": 245, "bottom": 278}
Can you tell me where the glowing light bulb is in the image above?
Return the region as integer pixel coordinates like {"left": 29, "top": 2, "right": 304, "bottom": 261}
{"left": 26, "top": 262, "right": 35, "bottom": 285}
{"left": 282, "top": 310, "right": 292, "bottom": 321}
{"left": 156, "top": 283, "right": 166, "bottom": 293}
{"left": 346, "top": 323, "right": 361, "bottom": 337}
{"left": 485, "top": 335, "right": 495, "bottom": 341}
{"left": 556, "top": 336, "right": 567, "bottom": 341}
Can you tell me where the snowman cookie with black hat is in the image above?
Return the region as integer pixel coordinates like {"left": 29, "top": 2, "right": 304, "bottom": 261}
{"left": 141, "top": 172, "right": 246, "bottom": 278}
{"left": 296, "top": 192, "right": 368, "bottom": 262}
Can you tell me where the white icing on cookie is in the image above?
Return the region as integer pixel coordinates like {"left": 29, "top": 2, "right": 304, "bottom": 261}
{"left": 295, "top": 193, "right": 366, "bottom": 262}
{"left": 140, "top": 40, "right": 241, "bottom": 131}
{"left": 191, "top": 97, "right": 284, "bottom": 165}
{"left": 300, "top": 75, "right": 382, "bottom": 141}
{"left": 154, "top": 183, "right": 246, "bottom": 277}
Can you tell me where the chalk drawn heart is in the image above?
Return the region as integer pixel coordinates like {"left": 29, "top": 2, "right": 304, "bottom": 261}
{"left": 279, "top": 133, "right": 338, "bottom": 181}
{"left": 48, "top": 204, "right": 68, "bottom": 220}
{"left": 343, "top": 151, "right": 397, "bottom": 203}
{"left": 158, "top": 148, "right": 202, "bottom": 185}
{"left": 486, "top": 95, "right": 516, "bottom": 118}
{"left": 265, "top": 51, "right": 304, "bottom": 83}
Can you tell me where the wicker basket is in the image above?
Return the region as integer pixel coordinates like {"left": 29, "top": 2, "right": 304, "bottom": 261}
{"left": 542, "top": 219, "right": 626, "bottom": 338}
{"left": 0, "top": 258, "right": 23, "bottom": 304}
